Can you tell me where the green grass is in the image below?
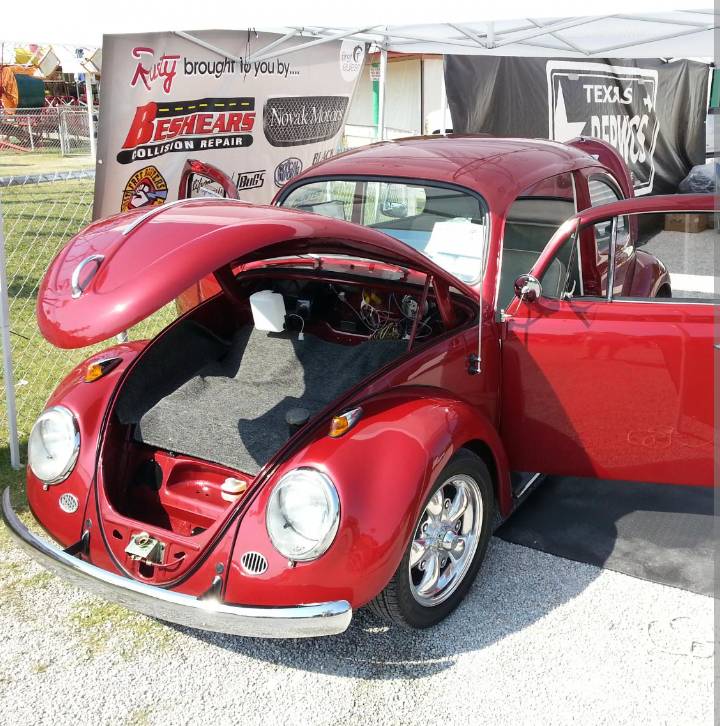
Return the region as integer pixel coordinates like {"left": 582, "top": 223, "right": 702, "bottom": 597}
{"left": 69, "top": 600, "right": 176, "bottom": 659}
{"left": 0, "top": 151, "right": 94, "bottom": 178}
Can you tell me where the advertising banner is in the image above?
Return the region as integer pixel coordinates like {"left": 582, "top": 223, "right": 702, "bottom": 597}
{"left": 445, "top": 56, "right": 708, "bottom": 195}
{"left": 94, "top": 31, "right": 365, "bottom": 218}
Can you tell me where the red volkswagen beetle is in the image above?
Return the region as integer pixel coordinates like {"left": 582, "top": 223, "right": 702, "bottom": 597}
{"left": 2, "top": 137, "right": 714, "bottom": 638}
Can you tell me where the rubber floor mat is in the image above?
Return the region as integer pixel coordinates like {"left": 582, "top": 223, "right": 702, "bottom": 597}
{"left": 496, "top": 476, "right": 714, "bottom": 596}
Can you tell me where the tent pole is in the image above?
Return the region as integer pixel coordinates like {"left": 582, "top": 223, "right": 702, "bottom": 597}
{"left": 174, "top": 31, "right": 243, "bottom": 62}
{"left": 493, "top": 15, "right": 611, "bottom": 48}
{"left": 86, "top": 73, "right": 96, "bottom": 159}
{"left": 252, "top": 26, "right": 380, "bottom": 63}
{"left": 247, "top": 29, "right": 299, "bottom": 62}
{"left": 449, "top": 24, "right": 487, "bottom": 48}
{"left": 440, "top": 60, "right": 448, "bottom": 135}
{"left": 0, "top": 199, "right": 20, "bottom": 469}
{"left": 420, "top": 57, "right": 425, "bottom": 135}
{"left": 378, "top": 45, "right": 387, "bottom": 141}
{"left": 591, "top": 24, "right": 718, "bottom": 55}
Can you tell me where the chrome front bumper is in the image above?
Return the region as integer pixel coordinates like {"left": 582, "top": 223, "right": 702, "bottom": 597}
{"left": 1, "top": 489, "right": 352, "bottom": 638}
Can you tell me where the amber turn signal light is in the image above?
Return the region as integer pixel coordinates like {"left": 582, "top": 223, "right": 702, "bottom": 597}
{"left": 328, "top": 407, "right": 363, "bottom": 438}
{"left": 84, "top": 357, "right": 122, "bottom": 382}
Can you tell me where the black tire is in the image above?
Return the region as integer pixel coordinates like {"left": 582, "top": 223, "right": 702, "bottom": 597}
{"left": 368, "top": 449, "right": 494, "bottom": 628}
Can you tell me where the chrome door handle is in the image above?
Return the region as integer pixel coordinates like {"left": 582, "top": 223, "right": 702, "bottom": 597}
{"left": 71, "top": 254, "right": 104, "bottom": 298}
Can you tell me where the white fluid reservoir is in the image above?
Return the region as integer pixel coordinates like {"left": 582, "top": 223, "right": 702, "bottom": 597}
{"left": 249, "top": 290, "right": 286, "bottom": 332}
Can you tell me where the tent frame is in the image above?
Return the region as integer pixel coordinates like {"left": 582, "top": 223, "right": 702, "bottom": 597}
{"left": 172, "top": 11, "right": 717, "bottom": 141}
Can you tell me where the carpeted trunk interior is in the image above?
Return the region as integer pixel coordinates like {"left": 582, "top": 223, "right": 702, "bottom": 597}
{"left": 116, "top": 321, "right": 405, "bottom": 474}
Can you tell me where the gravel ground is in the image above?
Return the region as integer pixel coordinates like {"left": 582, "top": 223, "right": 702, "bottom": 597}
{"left": 0, "top": 536, "right": 713, "bottom": 726}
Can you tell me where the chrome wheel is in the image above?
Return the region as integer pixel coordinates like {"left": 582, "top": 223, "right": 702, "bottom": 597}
{"left": 408, "top": 474, "right": 483, "bottom": 607}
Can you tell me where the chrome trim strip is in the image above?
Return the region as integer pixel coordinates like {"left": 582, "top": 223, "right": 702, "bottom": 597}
{"left": 121, "top": 197, "right": 247, "bottom": 236}
{"left": 121, "top": 198, "right": 193, "bottom": 235}
{"left": 607, "top": 297, "right": 716, "bottom": 306}
{"left": 1, "top": 489, "right": 352, "bottom": 639}
{"left": 71, "top": 254, "right": 104, "bottom": 298}
{"left": 515, "top": 472, "right": 542, "bottom": 499}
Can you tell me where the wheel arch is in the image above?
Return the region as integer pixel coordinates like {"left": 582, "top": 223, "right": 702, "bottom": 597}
{"left": 461, "top": 438, "right": 504, "bottom": 517}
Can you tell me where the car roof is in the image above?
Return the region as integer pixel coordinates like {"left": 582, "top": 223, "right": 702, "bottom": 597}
{"left": 284, "top": 135, "right": 603, "bottom": 207}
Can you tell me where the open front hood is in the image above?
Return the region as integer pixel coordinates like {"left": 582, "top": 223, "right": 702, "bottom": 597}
{"left": 38, "top": 199, "right": 478, "bottom": 349}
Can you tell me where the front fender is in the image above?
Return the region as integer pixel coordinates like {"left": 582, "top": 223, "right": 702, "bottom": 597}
{"left": 225, "top": 386, "right": 510, "bottom": 609}
{"left": 25, "top": 342, "right": 146, "bottom": 547}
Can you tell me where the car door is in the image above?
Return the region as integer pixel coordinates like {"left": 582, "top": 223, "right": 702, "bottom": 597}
{"left": 500, "top": 194, "right": 715, "bottom": 487}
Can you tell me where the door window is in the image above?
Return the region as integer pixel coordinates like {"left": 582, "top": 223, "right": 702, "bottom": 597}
{"left": 539, "top": 175, "right": 632, "bottom": 300}
{"left": 540, "top": 209, "right": 717, "bottom": 303}
{"left": 613, "top": 211, "right": 718, "bottom": 302}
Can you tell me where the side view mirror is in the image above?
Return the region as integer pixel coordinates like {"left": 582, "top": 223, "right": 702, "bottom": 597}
{"left": 514, "top": 273, "right": 542, "bottom": 303}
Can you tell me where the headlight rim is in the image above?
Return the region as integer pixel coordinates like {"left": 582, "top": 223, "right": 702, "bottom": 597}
{"left": 28, "top": 405, "right": 80, "bottom": 485}
{"left": 265, "top": 467, "right": 340, "bottom": 562}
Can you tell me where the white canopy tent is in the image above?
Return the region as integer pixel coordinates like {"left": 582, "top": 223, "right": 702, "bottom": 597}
{"left": 0, "top": 1, "right": 716, "bottom": 51}
{"left": 237, "top": 11, "right": 718, "bottom": 59}
{"left": 1, "top": 4, "right": 716, "bottom": 140}
{"left": 166, "top": 11, "right": 716, "bottom": 140}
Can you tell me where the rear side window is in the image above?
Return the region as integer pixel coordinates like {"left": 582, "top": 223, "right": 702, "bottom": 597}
{"left": 588, "top": 178, "right": 619, "bottom": 207}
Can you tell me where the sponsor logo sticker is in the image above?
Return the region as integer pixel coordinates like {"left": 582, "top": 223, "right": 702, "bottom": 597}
{"left": 117, "top": 97, "right": 255, "bottom": 164}
{"left": 130, "top": 47, "right": 180, "bottom": 94}
{"left": 236, "top": 169, "right": 266, "bottom": 191}
{"left": 340, "top": 40, "right": 365, "bottom": 82}
{"left": 263, "top": 96, "right": 349, "bottom": 147}
{"left": 274, "top": 157, "right": 303, "bottom": 188}
{"left": 312, "top": 149, "right": 335, "bottom": 165}
{"left": 129, "top": 47, "right": 296, "bottom": 91}
{"left": 189, "top": 170, "right": 266, "bottom": 199}
{"left": 120, "top": 165, "right": 168, "bottom": 211}
{"left": 546, "top": 61, "right": 660, "bottom": 195}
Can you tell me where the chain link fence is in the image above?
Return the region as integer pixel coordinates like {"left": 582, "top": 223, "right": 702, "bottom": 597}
{"left": 0, "top": 107, "right": 94, "bottom": 161}
{"left": 0, "top": 165, "right": 176, "bottom": 462}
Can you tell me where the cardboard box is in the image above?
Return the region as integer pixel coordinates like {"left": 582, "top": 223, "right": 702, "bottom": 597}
{"left": 664, "top": 213, "right": 709, "bottom": 233}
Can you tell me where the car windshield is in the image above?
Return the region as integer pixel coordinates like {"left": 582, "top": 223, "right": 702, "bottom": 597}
{"left": 280, "top": 179, "right": 488, "bottom": 283}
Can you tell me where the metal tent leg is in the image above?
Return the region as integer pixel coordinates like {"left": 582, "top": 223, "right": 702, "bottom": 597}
{"left": 0, "top": 199, "right": 20, "bottom": 469}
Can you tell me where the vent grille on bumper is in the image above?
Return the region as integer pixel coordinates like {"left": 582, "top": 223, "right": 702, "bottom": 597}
{"left": 263, "top": 96, "right": 349, "bottom": 147}
{"left": 241, "top": 551, "right": 268, "bottom": 575}
{"left": 58, "top": 493, "right": 79, "bottom": 513}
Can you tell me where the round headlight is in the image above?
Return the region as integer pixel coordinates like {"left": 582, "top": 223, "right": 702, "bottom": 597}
{"left": 265, "top": 468, "right": 340, "bottom": 562}
{"left": 28, "top": 406, "right": 79, "bottom": 485}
